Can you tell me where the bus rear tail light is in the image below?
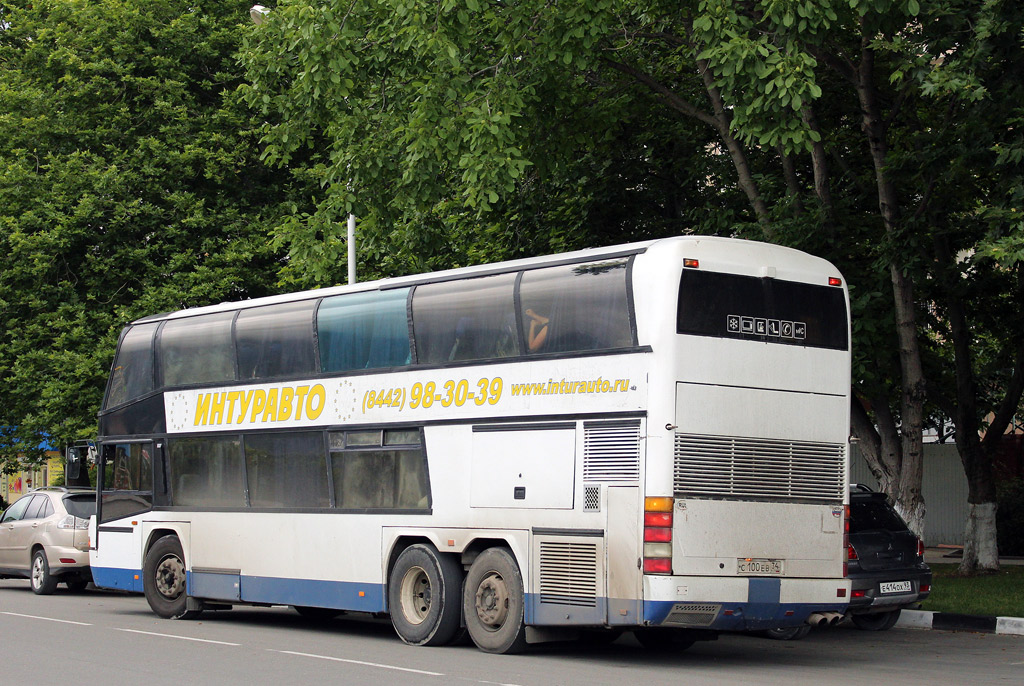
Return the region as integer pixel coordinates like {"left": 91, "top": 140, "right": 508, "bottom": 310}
{"left": 828, "top": 277, "right": 842, "bottom": 287}
{"left": 643, "top": 497, "right": 674, "bottom": 575}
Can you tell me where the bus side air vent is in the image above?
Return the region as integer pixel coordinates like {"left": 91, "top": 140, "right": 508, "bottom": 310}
{"left": 673, "top": 433, "right": 845, "bottom": 502}
{"left": 582, "top": 420, "right": 641, "bottom": 483}
{"left": 538, "top": 542, "right": 599, "bottom": 607}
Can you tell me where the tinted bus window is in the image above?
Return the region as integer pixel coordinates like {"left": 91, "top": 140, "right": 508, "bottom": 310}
{"left": 519, "top": 259, "right": 633, "bottom": 354}
{"left": 677, "top": 270, "right": 848, "bottom": 350}
{"left": 168, "top": 436, "right": 246, "bottom": 508}
{"left": 105, "top": 323, "right": 157, "bottom": 408}
{"left": 159, "top": 312, "right": 236, "bottom": 387}
{"left": 236, "top": 300, "right": 317, "bottom": 380}
{"left": 244, "top": 432, "right": 329, "bottom": 508}
{"left": 318, "top": 289, "right": 411, "bottom": 373}
{"left": 329, "top": 429, "right": 429, "bottom": 510}
{"left": 100, "top": 442, "right": 153, "bottom": 522}
{"left": 412, "top": 274, "right": 518, "bottom": 364}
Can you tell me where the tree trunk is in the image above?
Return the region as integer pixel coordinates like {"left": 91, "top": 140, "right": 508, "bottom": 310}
{"left": 961, "top": 503, "right": 999, "bottom": 573}
{"left": 852, "top": 35, "right": 927, "bottom": 537}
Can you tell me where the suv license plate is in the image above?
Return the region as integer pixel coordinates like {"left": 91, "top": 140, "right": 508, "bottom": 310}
{"left": 737, "top": 558, "right": 783, "bottom": 575}
{"left": 879, "top": 580, "right": 912, "bottom": 594}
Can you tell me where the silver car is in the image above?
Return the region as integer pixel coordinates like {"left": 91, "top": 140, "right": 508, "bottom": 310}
{"left": 0, "top": 487, "right": 94, "bottom": 594}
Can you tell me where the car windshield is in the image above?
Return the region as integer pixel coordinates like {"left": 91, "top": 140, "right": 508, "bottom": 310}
{"left": 63, "top": 494, "right": 97, "bottom": 519}
{"left": 849, "top": 500, "right": 908, "bottom": 534}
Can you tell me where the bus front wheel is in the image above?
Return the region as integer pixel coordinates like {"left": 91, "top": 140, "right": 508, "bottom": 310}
{"left": 463, "top": 547, "right": 527, "bottom": 654}
{"left": 144, "top": 536, "right": 201, "bottom": 620}
{"left": 388, "top": 544, "right": 463, "bottom": 646}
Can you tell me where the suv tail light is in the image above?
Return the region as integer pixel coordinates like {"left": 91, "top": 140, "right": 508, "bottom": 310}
{"left": 643, "top": 497, "right": 673, "bottom": 574}
{"left": 917, "top": 538, "right": 925, "bottom": 560}
{"left": 57, "top": 515, "right": 90, "bottom": 530}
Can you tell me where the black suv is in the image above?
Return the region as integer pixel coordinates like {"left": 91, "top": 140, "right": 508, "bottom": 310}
{"left": 845, "top": 485, "right": 932, "bottom": 630}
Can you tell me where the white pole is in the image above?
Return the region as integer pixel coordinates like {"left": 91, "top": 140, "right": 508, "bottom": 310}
{"left": 347, "top": 213, "right": 357, "bottom": 285}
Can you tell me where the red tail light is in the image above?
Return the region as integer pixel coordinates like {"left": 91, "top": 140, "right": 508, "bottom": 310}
{"left": 852, "top": 589, "right": 866, "bottom": 599}
{"left": 643, "top": 497, "right": 673, "bottom": 575}
{"left": 917, "top": 538, "right": 925, "bottom": 559}
{"left": 920, "top": 584, "right": 930, "bottom": 594}
{"left": 843, "top": 505, "right": 851, "bottom": 577}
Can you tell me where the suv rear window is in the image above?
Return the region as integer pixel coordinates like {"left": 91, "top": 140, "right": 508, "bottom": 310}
{"left": 849, "top": 499, "right": 908, "bottom": 534}
{"left": 63, "top": 494, "right": 97, "bottom": 519}
{"left": 677, "top": 270, "right": 848, "bottom": 350}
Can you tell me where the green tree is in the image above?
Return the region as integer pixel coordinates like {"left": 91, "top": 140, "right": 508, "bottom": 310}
{"left": 243, "top": 1, "right": 1024, "bottom": 573}
{"left": 0, "top": 0, "right": 314, "bottom": 470}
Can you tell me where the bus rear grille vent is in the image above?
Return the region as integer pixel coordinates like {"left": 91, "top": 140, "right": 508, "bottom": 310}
{"left": 673, "top": 433, "right": 845, "bottom": 502}
{"left": 583, "top": 485, "right": 601, "bottom": 512}
{"left": 583, "top": 420, "right": 641, "bottom": 483}
{"left": 539, "top": 542, "right": 598, "bottom": 607}
{"left": 664, "top": 603, "right": 721, "bottom": 627}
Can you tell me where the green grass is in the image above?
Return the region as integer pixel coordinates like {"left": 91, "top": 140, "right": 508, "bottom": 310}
{"left": 919, "top": 563, "right": 1024, "bottom": 617}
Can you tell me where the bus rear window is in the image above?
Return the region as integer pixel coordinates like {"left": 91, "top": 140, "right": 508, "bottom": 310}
{"left": 677, "top": 270, "right": 848, "bottom": 350}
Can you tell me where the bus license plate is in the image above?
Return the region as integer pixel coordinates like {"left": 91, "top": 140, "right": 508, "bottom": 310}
{"left": 737, "top": 558, "right": 783, "bottom": 575}
{"left": 879, "top": 580, "right": 912, "bottom": 594}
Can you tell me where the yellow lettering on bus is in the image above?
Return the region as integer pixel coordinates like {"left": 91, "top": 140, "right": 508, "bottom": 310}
{"left": 249, "top": 389, "right": 267, "bottom": 422}
{"left": 294, "top": 386, "right": 309, "bottom": 420}
{"left": 263, "top": 388, "right": 279, "bottom": 422}
{"left": 209, "top": 392, "right": 226, "bottom": 424}
{"left": 194, "top": 393, "right": 211, "bottom": 426}
{"left": 306, "top": 384, "right": 325, "bottom": 420}
{"left": 236, "top": 390, "right": 254, "bottom": 423}
{"left": 279, "top": 387, "right": 294, "bottom": 421}
{"left": 225, "top": 391, "right": 240, "bottom": 424}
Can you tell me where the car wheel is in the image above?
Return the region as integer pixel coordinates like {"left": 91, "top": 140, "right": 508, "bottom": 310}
{"left": 31, "top": 549, "right": 59, "bottom": 595}
{"left": 65, "top": 578, "right": 90, "bottom": 592}
{"left": 762, "top": 625, "right": 812, "bottom": 640}
{"left": 143, "top": 536, "right": 201, "bottom": 619}
{"left": 851, "top": 609, "right": 902, "bottom": 631}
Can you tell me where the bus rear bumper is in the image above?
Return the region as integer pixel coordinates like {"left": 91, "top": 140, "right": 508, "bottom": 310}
{"left": 643, "top": 574, "right": 850, "bottom": 630}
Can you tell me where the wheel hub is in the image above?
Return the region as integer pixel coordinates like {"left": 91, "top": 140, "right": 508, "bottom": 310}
{"left": 154, "top": 554, "right": 185, "bottom": 599}
{"left": 399, "top": 565, "right": 431, "bottom": 625}
{"left": 475, "top": 572, "right": 509, "bottom": 629}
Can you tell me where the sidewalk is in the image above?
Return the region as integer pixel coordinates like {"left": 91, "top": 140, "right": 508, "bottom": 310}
{"left": 895, "top": 547, "right": 1024, "bottom": 637}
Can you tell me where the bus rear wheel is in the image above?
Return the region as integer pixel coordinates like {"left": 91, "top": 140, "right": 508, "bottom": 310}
{"left": 463, "top": 548, "right": 527, "bottom": 654}
{"left": 388, "top": 544, "right": 463, "bottom": 646}
{"left": 144, "top": 536, "right": 201, "bottom": 620}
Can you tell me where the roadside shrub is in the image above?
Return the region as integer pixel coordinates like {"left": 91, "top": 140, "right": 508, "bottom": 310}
{"left": 996, "top": 478, "right": 1024, "bottom": 556}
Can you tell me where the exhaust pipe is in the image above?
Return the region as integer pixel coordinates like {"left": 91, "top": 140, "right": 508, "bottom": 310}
{"left": 806, "top": 612, "right": 843, "bottom": 627}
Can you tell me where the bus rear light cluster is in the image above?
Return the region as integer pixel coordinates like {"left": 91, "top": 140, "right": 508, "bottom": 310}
{"left": 843, "top": 504, "right": 851, "bottom": 577}
{"left": 643, "top": 497, "right": 674, "bottom": 574}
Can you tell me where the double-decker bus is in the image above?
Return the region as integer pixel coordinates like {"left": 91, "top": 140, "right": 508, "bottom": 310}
{"left": 89, "top": 236, "right": 851, "bottom": 653}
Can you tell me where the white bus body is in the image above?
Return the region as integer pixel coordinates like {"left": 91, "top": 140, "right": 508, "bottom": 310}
{"left": 90, "top": 236, "right": 851, "bottom": 652}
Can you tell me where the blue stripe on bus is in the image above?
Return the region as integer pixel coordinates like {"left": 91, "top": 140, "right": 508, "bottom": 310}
{"left": 91, "top": 566, "right": 144, "bottom": 593}
{"left": 239, "top": 575, "right": 386, "bottom": 612}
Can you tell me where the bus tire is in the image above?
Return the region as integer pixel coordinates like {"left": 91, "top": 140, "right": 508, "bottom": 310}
{"left": 388, "top": 544, "right": 463, "bottom": 646}
{"left": 462, "top": 547, "right": 527, "bottom": 654}
{"left": 144, "top": 536, "right": 201, "bottom": 620}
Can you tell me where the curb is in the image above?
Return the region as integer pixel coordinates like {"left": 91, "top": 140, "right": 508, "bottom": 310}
{"left": 898, "top": 610, "right": 1024, "bottom": 636}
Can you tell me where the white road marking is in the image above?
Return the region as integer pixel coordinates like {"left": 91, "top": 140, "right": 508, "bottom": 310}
{"left": 274, "top": 650, "right": 444, "bottom": 676}
{"left": 1, "top": 611, "right": 92, "bottom": 626}
{"left": 115, "top": 628, "right": 241, "bottom": 646}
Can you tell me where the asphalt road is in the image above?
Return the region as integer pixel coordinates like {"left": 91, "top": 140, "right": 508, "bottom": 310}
{"left": 1, "top": 579, "right": 1020, "bottom": 686}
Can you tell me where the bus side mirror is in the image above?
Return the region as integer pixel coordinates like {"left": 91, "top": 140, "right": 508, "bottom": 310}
{"left": 66, "top": 447, "right": 83, "bottom": 481}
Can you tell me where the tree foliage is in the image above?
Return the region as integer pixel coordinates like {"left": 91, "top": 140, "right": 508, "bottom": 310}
{"left": 244, "top": 0, "right": 1024, "bottom": 572}
{"left": 0, "top": 0, "right": 314, "bottom": 468}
